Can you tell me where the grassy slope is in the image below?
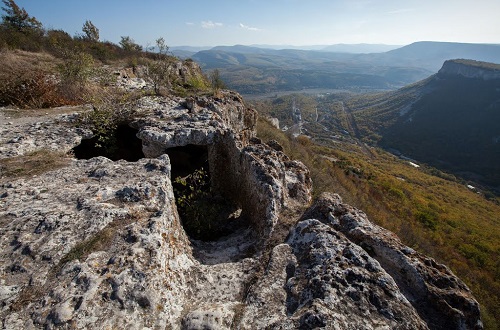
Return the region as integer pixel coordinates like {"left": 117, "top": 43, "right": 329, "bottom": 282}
{"left": 346, "top": 74, "right": 500, "bottom": 191}
{"left": 256, "top": 117, "right": 500, "bottom": 329}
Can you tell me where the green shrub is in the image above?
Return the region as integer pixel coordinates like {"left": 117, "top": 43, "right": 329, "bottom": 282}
{"left": 173, "top": 168, "right": 239, "bottom": 241}
{"left": 415, "top": 210, "right": 437, "bottom": 230}
{"left": 458, "top": 244, "right": 487, "bottom": 267}
{"left": 57, "top": 49, "right": 94, "bottom": 85}
{"left": 45, "top": 29, "right": 73, "bottom": 54}
{"left": 119, "top": 36, "right": 142, "bottom": 52}
{"left": 1, "top": 0, "right": 42, "bottom": 33}
{"left": 210, "top": 69, "right": 225, "bottom": 95}
{"left": 0, "top": 0, "right": 43, "bottom": 51}
{"left": 174, "top": 168, "right": 211, "bottom": 238}
{"left": 186, "top": 76, "right": 208, "bottom": 91}
{"left": 78, "top": 90, "right": 139, "bottom": 149}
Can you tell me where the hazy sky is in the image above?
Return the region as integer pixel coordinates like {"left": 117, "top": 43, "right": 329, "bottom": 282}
{"left": 11, "top": 0, "right": 500, "bottom": 47}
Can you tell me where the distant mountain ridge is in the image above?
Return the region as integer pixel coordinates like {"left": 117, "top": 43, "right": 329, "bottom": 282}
{"left": 185, "top": 41, "right": 500, "bottom": 95}
{"left": 367, "top": 41, "right": 500, "bottom": 71}
{"left": 171, "top": 43, "right": 401, "bottom": 55}
{"left": 189, "top": 41, "right": 500, "bottom": 69}
{"left": 320, "top": 43, "right": 401, "bottom": 53}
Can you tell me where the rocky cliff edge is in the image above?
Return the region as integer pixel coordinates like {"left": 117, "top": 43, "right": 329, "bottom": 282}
{"left": 438, "top": 59, "right": 500, "bottom": 80}
{"left": 0, "top": 90, "right": 482, "bottom": 329}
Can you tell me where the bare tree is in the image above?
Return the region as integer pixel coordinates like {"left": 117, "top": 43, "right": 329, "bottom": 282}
{"left": 147, "top": 37, "right": 171, "bottom": 95}
{"left": 210, "top": 69, "right": 225, "bottom": 95}
{"left": 156, "top": 37, "right": 169, "bottom": 56}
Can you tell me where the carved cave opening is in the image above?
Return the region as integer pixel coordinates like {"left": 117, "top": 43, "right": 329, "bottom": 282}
{"left": 73, "top": 124, "right": 144, "bottom": 161}
{"left": 167, "top": 144, "right": 249, "bottom": 243}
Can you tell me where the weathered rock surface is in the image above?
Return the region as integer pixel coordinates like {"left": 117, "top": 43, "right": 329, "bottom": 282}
{"left": 301, "top": 193, "right": 483, "bottom": 330}
{"left": 134, "top": 91, "right": 255, "bottom": 157}
{"left": 1, "top": 155, "right": 192, "bottom": 329}
{"left": 0, "top": 113, "right": 92, "bottom": 159}
{"left": 241, "top": 220, "right": 429, "bottom": 330}
{"left": 0, "top": 90, "right": 482, "bottom": 329}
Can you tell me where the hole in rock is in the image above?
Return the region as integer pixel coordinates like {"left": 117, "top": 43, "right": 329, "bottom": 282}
{"left": 73, "top": 124, "right": 144, "bottom": 161}
{"left": 168, "top": 144, "right": 250, "bottom": 244}
{"left": 165, "top": 145, "right": 209, "bottom": 178}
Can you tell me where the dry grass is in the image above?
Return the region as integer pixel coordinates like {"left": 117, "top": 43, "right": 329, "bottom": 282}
{"left": 0, "top": 50, "right": 74, "bottom": 108}
{"left": 0, "top": 149, "right": 72, "bottom": 182}
{"left": 0, "top": 50, "right": 123, "bottom": 109}
{"left": 0, "top": 49, "right": 59, "bottom": 76}
{"left": 0, "top": 104, "right": 90, "bottom": 119}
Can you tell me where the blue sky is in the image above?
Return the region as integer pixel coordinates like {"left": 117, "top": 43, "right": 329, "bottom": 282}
{"left": 10, "top": 0, "right": 500, "bottom": 47}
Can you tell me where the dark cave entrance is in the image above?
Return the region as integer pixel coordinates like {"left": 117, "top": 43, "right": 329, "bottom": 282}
{"left": 165, "top": 145, "right": 209, "bottom": 179}
{"left": 72, "top": 124, "right": 144, "bottom": 161}
{"left": 167, "top": 144, "right": 248, "bottom": 243}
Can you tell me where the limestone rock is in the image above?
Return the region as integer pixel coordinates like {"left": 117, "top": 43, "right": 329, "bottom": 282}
{"left": 0, "top": 88, "right": 482, "bottom": 329}
{"left": 267, "top": 117, "right": 280, "bottom": 129}
{"left": 119, "top": 59, "right": 207, "bottom": 93}
{"left": 113, "top": 68, "right": 148, "bottom": 90}
{"left": 134, "top": 91, "right": 256, "bottom": 157}
{"left": 0, "top": 113, "right": 92, "bottom": 159}
{"left": 239, "top": 219, "right": 429, "bottom": 329}
{"left": 1, "top": 156, "right": 192, "bottom": 329}
{"left": 302, "top": 193, "right": 483, "bottom": 330}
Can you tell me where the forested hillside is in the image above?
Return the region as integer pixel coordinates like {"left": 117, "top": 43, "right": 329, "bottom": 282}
{"left": 345, "top": 60, "right": 500, "bottom": 192}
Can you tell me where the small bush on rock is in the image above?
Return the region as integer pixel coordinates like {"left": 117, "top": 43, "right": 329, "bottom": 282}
{"left": 78, "top": 90, "right": 139, "bottom": 150}
{"left": 173, "top": 167, "right": 242, "bottom": 241}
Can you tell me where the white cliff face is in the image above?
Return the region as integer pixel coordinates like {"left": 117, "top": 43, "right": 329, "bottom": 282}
{"left": 0, "top": 91, "right": 482, "bottom": 329}
{"left": 438, "top": 60, "right": 500, "bottom": 80}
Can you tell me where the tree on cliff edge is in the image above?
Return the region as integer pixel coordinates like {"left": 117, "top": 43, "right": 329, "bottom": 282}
{"left": 119, "top": 36, "right": 142, "bottom": 52}
{"left": 82, "top": 20, "right": 99, "bottom": 42}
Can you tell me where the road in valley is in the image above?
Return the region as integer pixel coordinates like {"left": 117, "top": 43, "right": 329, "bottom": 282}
{"left": 339, "top": 101, "right": 374, "bottom": 158}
